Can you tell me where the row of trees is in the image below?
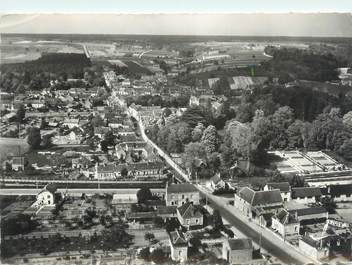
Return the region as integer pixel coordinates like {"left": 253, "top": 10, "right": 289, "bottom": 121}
{"left": 147, "top": 102, "right": 352, "bottom": 179}
{"left": 125, "top": 94, "right": 189, "bottom": 108}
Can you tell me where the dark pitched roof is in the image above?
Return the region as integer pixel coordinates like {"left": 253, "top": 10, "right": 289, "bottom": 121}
{"left": 291, "top": 187, "right": 322, "bottom": 198}
{"left": 169, "top": 230, "right": 187, "bottom": 247}
{"left": 323, "top": 184, "right": 352, "bottom": 197}
{"left": 177, "top": 202, "right": 202, "bottom": 219}
{"left": 239, "top": 187, "right": 283, "bottom": 206}
{"left": 167, "top": 183, "right": 198, "bottom": 194}
{"left": 274, "top": 209, "right": 299, "bottom": 224}
{"left": 238, "top": 187, "right": 256, "bottom": 204}
{"left": 266, "top": 182, "right": 290, "bottom": 192}
{"left": 252, "top": 190, "right": 283, "bottom": 206}
{"left": 45, "top": 184, "right": 57, "bottom": 194}
{"left": 227, "top": 238, "right": 252, "bottom": 250}
{"left": 210, "top": 173, "right": 223, "bottom": 185}
{"left": 288, "top": 207, "right": 327, "bottom": 216}
{"left": 157, "top": 206, "right": 177, "bottom": 215}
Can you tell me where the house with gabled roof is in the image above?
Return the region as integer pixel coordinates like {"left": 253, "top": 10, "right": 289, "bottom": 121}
{"left": 264, "top": 182, "right": 291, "bottom": 202}
{"left": 271, "top": 209, "right": 300, "bottom": 239}
{"left": 321, "top": 184, "right": 352, "bottom": 202}
{"left": 234, "top": 187, "right": 283, "bottom": 225}
{"left": 222, "top": 238, "right": 254, "bottom": 264}
{"left": 206, "top": 172, "right": 226, "bottom": 192}
{"left": 32, "top": 184, "right": 58, "bottom": 209}
{"left": 177, "top": 202, "right": 203, "bottom": 229}
{"left": 157, "top": 205, "right": 177, "bottom": 220}
{"left": 169, "top": 230, "right": 188, "bottom": 262}
{"left": 166, "top": 183, "right": 199, "bottom": 207}
{"left": 291, "top": 187, "right": 322, "bottom": 204}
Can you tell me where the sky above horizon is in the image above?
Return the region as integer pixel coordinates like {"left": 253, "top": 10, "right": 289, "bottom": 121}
{"left": 1, "top": 13, "right": 352, "bottom": 37}
{"left": 1, "top": 0, "right": 352, "bottom": 13}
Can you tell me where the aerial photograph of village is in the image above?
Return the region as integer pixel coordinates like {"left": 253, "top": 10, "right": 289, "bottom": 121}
{"left": 0, "top": 8, "right": 352, "bottom": 265}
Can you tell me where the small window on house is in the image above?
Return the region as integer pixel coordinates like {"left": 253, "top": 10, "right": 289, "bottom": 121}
{"left": 47, "top": 195, "right": 50, "bottom": 199}
{"left": 48, "top": 200, "right": 51, "bottom": 204}
{"left": 196, "top": 219, "right": 199, "bottom": 223}
{"left": 182, "top": 195, "right": 185, "bottom": 199}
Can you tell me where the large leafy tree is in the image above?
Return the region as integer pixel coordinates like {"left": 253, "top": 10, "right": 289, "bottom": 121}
{"left": 191, "top": 122, "right": 205, "bottom": 142}
{"left": 16, "top": 104, "right": 26, "bottom": 122}
{"left": 182, "top": 142, "right": 207, "bottom": 176}
{"left": 269, "top": 106, "right": 294, "bottom": 149}
{"left": 201, "top": 125, "right": 219, "bottom": 154}
{"left": 309, "top": 108, "right": 350, "bottom": 151}
{"left": 137, "top": 187, "right": 153, "bottom": 204}
{"left": 27, "top": 127, "right": 42, "bottom": 149}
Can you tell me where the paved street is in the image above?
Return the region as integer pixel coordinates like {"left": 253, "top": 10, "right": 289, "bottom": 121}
{"left": 139, "top": 123, "right": 320, "bottom": 265}
{"left": 197, "top": 185, "right": 319, "bottom": 265}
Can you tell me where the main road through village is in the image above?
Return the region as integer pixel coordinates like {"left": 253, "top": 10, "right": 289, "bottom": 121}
{"left": 137, "top": 116, "right": 319, "bottom": 265}
{"left": 1, "top": 111, "right": 318, "bottom": 264}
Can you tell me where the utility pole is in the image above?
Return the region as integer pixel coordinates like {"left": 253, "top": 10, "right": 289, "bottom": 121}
{"left": 259, "top": 231, "right": 262, "bottom": 253}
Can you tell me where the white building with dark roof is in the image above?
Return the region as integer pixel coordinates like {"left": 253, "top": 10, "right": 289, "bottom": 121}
{"left": 234, "top": 187, "right": 283, "bottom": 224}
{"left": 177, "top": 202, "right": 203, "bottom": 228}
{"left": 271, "top": 209, "right": 300, "bottom": 239}
{"left": 222, "top": 238, "right": 254, "bottom": 264}
{"left": 169, "top": 230, "right": 188, "bottom": 262}
{"left": 206, "top": 173, "right": 226, "bottom": 192}
{"left": 291, "top": 187, "right": 322, "bottom": 204}
{"left": 264, "top": 182, "right": 291, "bottom": 202}
{"left": 32, "top": 184, "right": 58, "bottom": 209}
{"left": 166, "top": 183, "right": 199, "bottom": 207}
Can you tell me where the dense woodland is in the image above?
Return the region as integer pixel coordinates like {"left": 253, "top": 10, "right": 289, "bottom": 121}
{"left": 146, "top": 47, "right": 352, "bottom": 180}
{"left": 0, "top": 53, "right": 97, "bottom": 93}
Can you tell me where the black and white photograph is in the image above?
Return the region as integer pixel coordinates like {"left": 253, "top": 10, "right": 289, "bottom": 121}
{"left": 0, "top": 1, "right": 352, "bottom": 264}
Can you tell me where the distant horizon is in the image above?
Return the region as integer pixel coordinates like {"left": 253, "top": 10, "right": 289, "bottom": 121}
{"left": 1, "top": 13, "right": 351, "bottom": 37}
{"left": 2, "top": 32, "right": 352, "bottom": 40}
